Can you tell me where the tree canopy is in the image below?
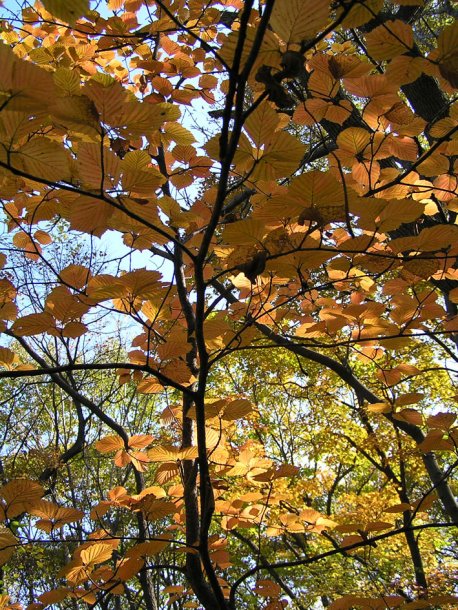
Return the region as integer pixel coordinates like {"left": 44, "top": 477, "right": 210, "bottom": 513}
{"left": 0, "top": 0, "right": 457, "bottom": 608}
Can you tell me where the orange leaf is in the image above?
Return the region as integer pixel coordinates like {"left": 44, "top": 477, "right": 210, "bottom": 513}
{"left": 128, "top": 435, "right": 154, "bottom": 450}
{"left": 138, "top": 499, "right": 176, "bottom": 521}
{"left": 270, "top": 0, "right": 329, "bottom": 43}
{"left": 129, "top": 451, "right": 151, "bottom": 472}
{"left": 221, "top": 399, "right": 254, "bottom": 421}
{"left": 95, "top": 435, "right": 125, "bottom": 453}
{"left": 0, "top": 348, "right": 19, "bottom": 370}
{"left": 426, "top": 412, "right": 456, "bottom": 430}
{"left": 365, "top": 20, "right": 414, "bottom": 60}
{"left": 126, "top": 539, "right": 170, "bottom": 559}
{"left": 0, "top": 530, "right": 17, "bottom": 567}
{"left": 12, "top": 313, "right": 55, "bottom": 337}
{"left": 253, "top": 579, "right": 281, "bottom": 598}
{"left": 114, "top": 449, "right": 133, "bottom": 468}
{"left": 80, "top": 543, "right": 114, "bottom": 566}
{"left": 115, "top": 557, "right": 144, "bottom": 581}
{"left": 1, "top": 479, "right": 44, "bottom": 518}
{"left": 59, "top": 265, "right": 91, "bottom": 289}
{"left": 337, "top": 127, "right": 371, "bottom": 154}
{"left": 37, "top": 588, "right": 70, "bottom": 606}
{"left": 393, "top": 408, "right": 423, "bottom": 425}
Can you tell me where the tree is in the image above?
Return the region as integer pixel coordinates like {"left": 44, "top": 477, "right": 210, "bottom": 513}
{"left": 0, "top": 0, "right": 457, "bottom": 608}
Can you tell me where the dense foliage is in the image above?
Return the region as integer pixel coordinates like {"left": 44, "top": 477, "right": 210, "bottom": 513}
{"left": 0, "top": 0, "right": 457, "bottom": 608}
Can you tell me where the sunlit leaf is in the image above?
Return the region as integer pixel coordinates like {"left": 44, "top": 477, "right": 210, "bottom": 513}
{"left": 40, "top": 0, "right": 89, "bottom": 25}
{"left": 270, "top": 0, "right": 329, "bottom": 43}
{"left": 1, "top": 479, "right": 44, "bottom": 518}
{"left": 222, "top": 399, "right": 254, "bottom": 421}
{"left": 80, "top": 543, "right": 114, "bottom": 566}
{"left": 138, "top": 499, "right": 176, "bottom": 521}
{"left": 15, "top": 139, "right": 71, "bottom": 183}
{"left": 95, "top": 435, "right": 125, "bottom": 453}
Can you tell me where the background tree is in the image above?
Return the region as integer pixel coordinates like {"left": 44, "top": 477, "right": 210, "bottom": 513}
{"left": 0, "top": 0, "right": 457, "bottom": 608}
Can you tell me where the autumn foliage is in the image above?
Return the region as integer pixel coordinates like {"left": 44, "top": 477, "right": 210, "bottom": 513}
{"left": 0, "top": 0, "right": 457, "bottom": 608}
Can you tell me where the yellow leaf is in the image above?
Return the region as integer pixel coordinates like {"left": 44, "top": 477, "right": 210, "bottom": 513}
{"left": 179, "top": 446, "right": 199, "bottom": 460}
{"left": 132, "top": 486, "right": 167, "bottom": 502}
{"left": 289, "top": 170, "right": 345, "bottom": 208}
{"left": 255, "top": 131, "right": 306, "bottom": 180}
{"left": 244, "top": 101, "right": 281, "bottom": 148}
{"left": 222, "top": 219, "right": 266, "bottom": 246}
{"left": 155, "top": 463, "right": 179, "bottom": 485}
{"left": 45, "top": 286, "right": 89, "bottom": 322}
{"left": 53, "top": 68, "right": 81, "bottom": 95}
{"left": 67, "top": 195, "right": 114, "bottom": 237}
{"left": 122, "top": 150, "right": 150, "bottom": 171}
{"left": 119, "top": 269, "right": 162, "bottom": 299}
{"left": 51, "top": 95, "right": 100, "bottom": 130}
{"left": 136, "top": 378, "right": 164, "bottom": 394}
{"left": 163, "top": 123, "right": 196, "bottom": 146}
{"left": 219, "top": 27, "right": 280, "bottom": 75}
{"left": 148, "top": 446, "right": 178, "bottom": 462}
{"left": 40, "top": 0, "right": 90, "bottom": 25}
{"left": 0, "top": 44, "right": 56, "bottom": 113}
{"left": 138, "top": 499, "right": 176, "bottom": 521}
{"left": 226, "top": 463, "right": 250, "bottom": 477}
{"left": 86, "top": 274, "right": 126, "bottom": 301}
{"left": 15, "top": 138, "right": 71, "bottom": 183}
{"left": 383, "top": 503, "right": 412, "bottom": 513}
{"left": 270, "top": 0, "right": 329, "bottom": 43}
{"left": 34, "top": 230, "right": 52, "bottom": 245}
{"left": 273, "top": 464, "right": 300, "bottom": 479}
{"left": 418, "top": 430, "right": 453, "bottom": 452}
{"left": 222, "top": 399, "right": 254, "bottom": 421}
{"left": 367, "top": 402, "right": 392, "bottom": 413}
{"left": 80, "top": 542, "right": 114, "bottom": 566}
{"left": 122, "top": 168, "right": 164, "bottom": 194}
{"left": 122, "top": 101, "right": 181, "bottom": 134}
{"left": 395, "top": 392, "right": 424, "bottom": 406}
{"left": 163, "top": 585, "right": 185, "bottom": 595}
{"left": 71, "top": 588, "right": 97, "bottom": 604}
{"left": 429, "top": 118, "right": 457, "bottom": 140}
{"left": 374, "top": 198, "right": 424, "bottom": 232}
{"left": 90, "top": 502, "right": 111, "bottom": 521}
{"left": 77, "top": 143, "right": 121, "bottom": 190}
